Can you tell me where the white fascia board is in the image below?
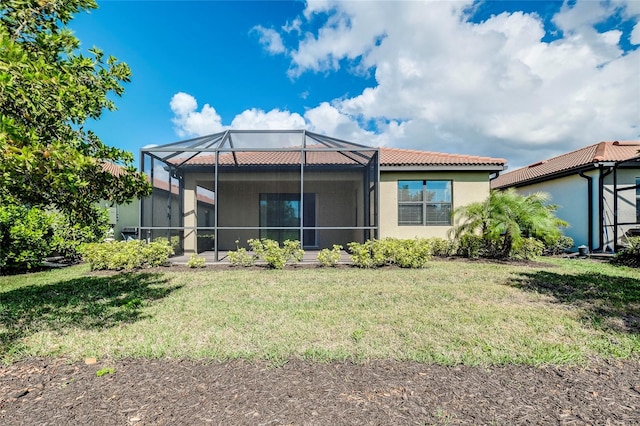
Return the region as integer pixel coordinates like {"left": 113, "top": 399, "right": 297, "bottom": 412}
{"left": 380, "top": 165, "right": 506, "bottom": 172}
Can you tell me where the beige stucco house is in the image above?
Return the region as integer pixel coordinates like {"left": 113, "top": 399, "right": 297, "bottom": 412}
{"left": 491, "top": 141, "right": 640, "bottom": 252}
{"left": 140, "top": 130, "right": 506, "bottom": 259}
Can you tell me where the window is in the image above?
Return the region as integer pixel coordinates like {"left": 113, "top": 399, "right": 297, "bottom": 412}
{"left": 259, "top": 193, "right": 316, "bottom": 245}
{"left": 398, "top": 180, "right": 452, "bottom": 226}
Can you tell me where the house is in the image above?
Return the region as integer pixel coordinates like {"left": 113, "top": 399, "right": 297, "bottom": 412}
{"left": 100, "top": 162, "right": 140, "bottom": 240}
{"left": 140, "top": 130, "right": 506, "bottom": 259}
{"left": 491, "top": 141, "right": 640, "bottom": 252}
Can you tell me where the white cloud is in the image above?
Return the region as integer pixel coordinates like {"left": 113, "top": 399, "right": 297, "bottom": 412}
{"left": 283, "top": 17, "right": 302, "bottom": 34}
{"left": 175, "top": 0, "right": 639, "bottom": 169}
{"left": 230, "top": 108, "right": 306, "bottom": 129}
{"left": 169, "top": 93, "right": 307, "bottom": 136}
{"left": 281, "top": 0, "right": 639, "bottom": 168}
{"left": 251, "top": 25, "right": 286, "bottom": 54}
{"left": 169, "top": 92, "right": 197, "bottom": 116}
{"left": 170, "top": 92, "right": 224, "bottom": 137}
{"left": 632, "top": 22, "right": 640, "bottom": 44}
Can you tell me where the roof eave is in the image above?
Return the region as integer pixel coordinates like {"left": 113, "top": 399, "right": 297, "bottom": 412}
{"left": 492, "top": 164, "right": 601, "bottom": 189}
{"left": 381, "top": 164, "right": 506, "bottom": 172}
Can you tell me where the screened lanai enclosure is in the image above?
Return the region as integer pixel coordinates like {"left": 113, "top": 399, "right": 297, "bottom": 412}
{"left": 140, "top": 130, "right": 379, "bottom": 259}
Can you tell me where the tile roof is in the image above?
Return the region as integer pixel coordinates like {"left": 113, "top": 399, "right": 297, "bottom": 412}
{"left": 491, "top": 141, "right": 640, "bottom": 189}
{"left": 101, "top": 162, "right": 126, "bottom": 177}
{"left": 379, "top": 147, "right": 506, "bottom": 167}
{"left": 170, "top": 147, "right": 506, "bottom": 168}
{"left": 179, "top": 150, "right": 367, "bottom": 166}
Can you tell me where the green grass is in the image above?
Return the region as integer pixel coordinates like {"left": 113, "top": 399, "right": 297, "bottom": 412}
{"left": 1, "top": 259, "right": 639, "bottom": 365}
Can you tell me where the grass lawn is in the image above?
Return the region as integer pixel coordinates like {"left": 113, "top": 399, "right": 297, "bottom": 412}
{"left": 1, "top": 258, "right": 639, "bottom": 365}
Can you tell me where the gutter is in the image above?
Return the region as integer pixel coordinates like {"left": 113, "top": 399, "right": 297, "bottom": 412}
{"left": 380, "top": 165, "right": 506, "bottom": 172}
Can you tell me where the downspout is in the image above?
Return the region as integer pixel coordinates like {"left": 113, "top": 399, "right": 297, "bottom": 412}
{"left": 578, "top": 171, "right": 593, "bottom": 252}
{"left": 599, "top": 166, "right": 614, "bottom": 252}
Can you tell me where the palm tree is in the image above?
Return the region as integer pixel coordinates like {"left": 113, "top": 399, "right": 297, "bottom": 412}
{"left": 451, "top": 189, "right": 568, "bottom": 258}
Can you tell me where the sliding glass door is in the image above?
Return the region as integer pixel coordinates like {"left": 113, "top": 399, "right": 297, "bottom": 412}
{"left": 259, "top": 193, "right": 316, "bottom": 246}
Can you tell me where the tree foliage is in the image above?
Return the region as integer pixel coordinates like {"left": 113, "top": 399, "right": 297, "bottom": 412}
{"left": 451, "top": 189, "right": 568, "bottom": 258}
{"left": 0, "top": 0, "right": 150, "bottom": 224}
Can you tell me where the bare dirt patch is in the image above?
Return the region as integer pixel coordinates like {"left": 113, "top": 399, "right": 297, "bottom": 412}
{"left": 1, "top": 357, "right": 639, "bottom": 425}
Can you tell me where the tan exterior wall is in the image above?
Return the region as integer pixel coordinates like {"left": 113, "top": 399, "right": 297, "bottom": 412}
{"left": 379, "top": 171, "right": 491, "bottom": 239}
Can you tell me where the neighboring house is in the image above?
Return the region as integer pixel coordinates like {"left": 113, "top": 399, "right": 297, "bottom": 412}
{"left": 101, "top": 162, "right": 140, "bottom": 240}
{"left": 491, "top": 141, "right": 640, "bottom": 252}
{"left": 140, "top": 130, "right": 506, "bottom": 259}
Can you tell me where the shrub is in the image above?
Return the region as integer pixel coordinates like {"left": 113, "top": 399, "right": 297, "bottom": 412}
{"left": 247, "top": 238, "right": 304, "bottom": 269}
{"left": 317, "top": 245, "right": 343, "bottom": 267}
{"left": 383, "top": 238, "right": 432, "bottom": 268}
{"left": 543, "top": 235, "right": 575, "bottom": 255}
{"left": 187, "top": 254, "right": 206, "bottom": 268}
{"left": 154, "top": 236, "right": 181, "bottom": 253}
{"left": 457, "top": 234, "right": 484, "bottom": 259}
{"left": 81, "top": 240, "right": 174, "bottom": 270}
{"left": 0, "top": 204, "right": 53, "bottom": 271}
{"left": 348, "top": 240, "right": 385, "bottom": 268}
{"left": 511, "top": 237, "right": 544, "bottom": 260}
{"left": 348, "top": 238, "right": 432, "bottom": 268}
{"left": 49, "top": 208, "right": 110, "bottom": 262}
{"left": 612, "top": 237, "right": 640, "bottom": 268}
{"left": 228, "top": 247, "right": 256, "bottom": 267}
{"left": 429, "top": 238, "right": 457, "bottom": 257}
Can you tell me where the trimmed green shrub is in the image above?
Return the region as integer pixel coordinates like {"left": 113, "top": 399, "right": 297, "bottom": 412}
{"left": 543, "top": 235, "right": 575, "bottom": 255}
{"left": 0, "top": 204, "right": 53, "bottom": 270}
{"left": 228, "top": 247, "right": 256, "bottom": 267}
{"left": 382, "top": 238, "right": 432, "bottom": 268}
{"left": 457, "top": 234, "right": 484, "bottom": 259}
{"left": 81, "top": 240, "right": 174, "bottom": 270}
{"left": 154, "top": 236, "right": 181, "bottom": 253}
{"left": 511, "top": 237, "right": 544, "bottom": 260}
{"left": 348, "top": 238, "right": 433, "bottom": 268}
{"left": 429, "top": 238, "right": 457, "bottom": 257}
{"left": 247, "top": 238, "right": 304, "bottom": 269}
{"left": 347, "top": 240, "right": 386, "bottom": 268}
{"left": 317, "top": 244, "right": 343, "bottom": 267}
{"left": 187, "top": 254, "right": 206, "bottom": 268}
{"left": 612, "top": 237, "right": 640, "bottom": 268}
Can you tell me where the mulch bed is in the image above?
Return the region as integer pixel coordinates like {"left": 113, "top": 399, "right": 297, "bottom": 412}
{"left": 1, "top": 357, "right": 639, "bottom": 425}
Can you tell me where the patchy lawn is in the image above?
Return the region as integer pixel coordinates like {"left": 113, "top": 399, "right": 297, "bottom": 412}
{"left": 1, "top": 258, "right": 639, "bottom": 365}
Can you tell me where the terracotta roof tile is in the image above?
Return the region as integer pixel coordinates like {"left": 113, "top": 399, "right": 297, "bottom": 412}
{"left": 379, "top": 147, "right": 506, "bottom": 166}
{"left": 172, "top": 147, "right": 506, "bottom": 168}
{"left": 491, "top": 141, "right": 640, "bottom": 189}
{"left": 101, "top": 162, "right": 126, "bottom": 177}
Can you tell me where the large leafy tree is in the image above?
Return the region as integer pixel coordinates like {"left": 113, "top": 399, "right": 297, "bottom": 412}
{"left": 451, "top": 189, "right": 568, "bottom": 258}
{"left": 0, "top": 0, "right": 150, "bottom": 224}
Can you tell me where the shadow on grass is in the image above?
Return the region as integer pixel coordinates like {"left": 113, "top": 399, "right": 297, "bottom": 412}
{"left": 511, "top": 270, "right": 640, "bottom": 334}
{"left": 0, "top": 272, "right": 182, "bottom": 355}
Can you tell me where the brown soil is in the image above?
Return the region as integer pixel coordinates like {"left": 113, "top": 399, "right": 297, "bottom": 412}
{"left": 1, "top": 357, "right": 639, "bottom": 425}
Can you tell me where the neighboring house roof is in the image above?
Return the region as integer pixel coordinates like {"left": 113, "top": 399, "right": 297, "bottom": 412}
{"left": 171, "top": 147, "right": 506, "bottom": 170}
{"left": 491, "top": 141, "right": 640, "bottom": 189}
{"left": 102, "top": 162, "right": 126, "bottom": 177}
{"left": 151, "top": 178, "right": 215, "bottom": 204}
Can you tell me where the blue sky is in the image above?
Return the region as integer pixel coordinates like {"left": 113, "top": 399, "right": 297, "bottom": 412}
{"left": 71, "top": 0, "right": 640, "bottom": 169}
